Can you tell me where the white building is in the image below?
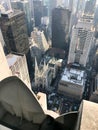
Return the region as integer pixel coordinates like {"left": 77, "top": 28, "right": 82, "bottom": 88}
{"left": 68, "top": 15, "right": 95, "bottom": 67}
{"left": 37, "top": 92, "right": 47, "bottom": 110}
{"left": 0, "top": 42, "right": 11, "bottom": 81}
{"left": 0, "top": 29, "right": 12, "bottom": 81}
{"left": 41, "top": 17, "right": 49, "bottom": 26}
{"left": 30, "top": 28, "right": 49, "bottom": 64}
{"left": 6, "top": 53, "right": 31, "bottom": 90}
{"left": 31, "top": 28, "right": 49, "bottom": 52}
{"left": 0, "top": 0, "right": 12, "bottom": 12}
{"left": 58, "top": 67, "right": 85, "bottom": 100}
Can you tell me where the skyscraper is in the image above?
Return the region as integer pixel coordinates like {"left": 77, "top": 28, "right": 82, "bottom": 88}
{"left": 84, "top": 0, "right": 96, "bottom": 15}
{"left": 68, "top": 16, "right": 95, "bottom": 67}
{"left": 76, "top": 0, "right": 86, "bottom": 15}
{"left": 11, "top": 0, "right": 32, "bottom": 36}
{"left": 0, "top": 28, "right": 5, "bottom": 48}
{"left": 62, "top": 0, "right": 69, "bottom": 8}
{"left": 44, "top": 0, "right": 63, "bottom": 37}
{"left": 52, "top": 7, "right": 71, "bottom": 50}
{"left": 69, "top": 0, "right": 73, "bottom": 11}
{"left": 30, "top": 28, "right": 49, "bottom": 64}
{"left": 0, "top": 0, "right": 12, "bottom": 12}
{"left": 6, "top": 53, "right": 31, "bottom": 90}
{"left": 33, "top": 0, "right": 43, "bottom": 27}
{"left": 0, "top": 38, "right": 11, "bottom": 81}
{"left": 27, "top": 0, "right": 35, "bottom": 29}
{"left": 31, "top": 28, "right": 49, "bottom": 52}
{"left": 0, "top": 10, "right": 29, "bottom": 54}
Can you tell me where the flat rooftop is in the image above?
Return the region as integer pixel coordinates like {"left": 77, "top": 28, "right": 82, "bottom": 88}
{"left": 80, "top": 100, "right": 98, "bottom": 130}
{"left": 61, "top": 68, "right": 85, "bottom": 86}
{"left": 6, "top": 54, "right": 21, "bottom": 67}
{"left": 1, "top": 10, "right": 23, "bottom": 18}
{"left": 37, "top": 92, "right": 47, "bottom": 110}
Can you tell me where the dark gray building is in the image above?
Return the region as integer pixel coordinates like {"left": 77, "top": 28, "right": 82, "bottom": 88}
{"left": 52, "top": 7, "right": 71, "bottom": 51}
{"left": 11, "top": 0, "right": 32, "bottom": 36}
{"left": 90, "top": 74, "right": 98, "bottom": 103}
{"left": 33, "top": 0, "right": 43, "bottom": 27}
{"left": 0, "top": 10, "right": 29, "bottom": 54}
{"left": 33, "top": 0, "right": 48, "bottom": 27}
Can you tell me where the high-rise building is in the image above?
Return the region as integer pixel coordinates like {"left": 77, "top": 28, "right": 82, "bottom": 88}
{"left": 6, "top": 53, "right": 31, "bottom": 90}
{"left": 58, "top": 67, "right": 85, "bottom": 100}
{"left": 84, "top": 0, "right": 96, "bottom": 15}
{"left": 0, "top": 10, "right": 29, "bottom": 54}
{"left": 68, "top": 16, "right": 95, "bottom": 67}
{"left": 30, "top": 28, "right": 49, "bottom": 64}
{"left": 33, "top": 0, "right": 43, "bottom": 27}
{"left": 0, "top": 0, "right": 12, "bottom": 12}
{"left": 69, "top": 0, "right": 79, "bottom": 13}
{"left": 94, "top": 6, "right": 98, "bottom": 26}
{"left": 69, "top": 0, "right": 73, "bottom": 11}
{"left": 33, "top": 1, "right": 48, "bottom": 25}
{"left": 44, "top": 0, "right": 62, "bottom": 37}
{"left": 0, "top": 39, "right": 11, "bottom": 81}
{"left": 89, "top": 74, "right": 98, "bottom": 103}
{"left": 11, "top": 0, "right": 32, "bottom": 36}
{"left": 52, "top": 7, "right": 71, "bottom": 50}
{"left": 0, "top": 28, "right": 5, "bottom": 48}
{"left": 76, "top": 0, "right": 86, "bottom": 15}
{"left": 31, "top": 28, "right": 49, "bottom": 51}
{"left": 62, "top": 0, "right": 69, "bottom": 8}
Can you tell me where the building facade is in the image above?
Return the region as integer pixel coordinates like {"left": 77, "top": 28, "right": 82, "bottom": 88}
{"left": 30, "top": 28, "right": 49, "bottom": 64}
{"left": 68, "top": 16, "right": 95, "bottom": 67}
{"left": 33, "top": 0, "right": 43, "bottom": 27}
{"left": 52, "top": 7, "right": 71, "bottom": 50}
{"left": 84, "top": 0, "right": 96, "bottom": 15}
{"left": 11, "top": 0, "right": 32, "bottom": 36}
{"left": 89, "top": 74, "right": 98, "bottom": 103}
{"left": 0, "top": 10, "right": 29, "bottom": 54}
{"left": 6, "top": 53, "right": 31, "bottom": 90}
{"left": 76, "top": 0, "right": 86, "bottom": 16}
{"left": 0, "top": 28, "right": 5, "bottom": 48}
{"left": 31, "top": 28, "right": 49, "bottom": 51}
{"left": 0, "top": 41, "right": 11, "bottom": 81}
{"left": 58, "top": 67, "right": 85, "bottom": 100}
{"left": 0, "top": 0, "right": 12, "bottom": 12}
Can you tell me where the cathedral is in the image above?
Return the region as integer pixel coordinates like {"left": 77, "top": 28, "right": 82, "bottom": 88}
{"left": 34, "top": 58, "right": 52, "bottom": 88}
{"left": 34, "top": 57, "right": 58, "bottom": 88}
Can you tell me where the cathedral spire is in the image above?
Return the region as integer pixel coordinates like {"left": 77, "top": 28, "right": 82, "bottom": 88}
{"left": 43, "top": 60, "right": 47, "bottom": 71}
{"left": 35, "top": 57, "right": 39, "bottom": 75}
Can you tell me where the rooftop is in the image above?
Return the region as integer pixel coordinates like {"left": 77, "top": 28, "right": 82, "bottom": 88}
{"left": 37, "top": 92, "right": 47, "bottom": 110}
{"left": 80, "top": 100, "right": 98, "bottom": 130}
{"left": 1, "top": 10, "right": 23, "bottom": 18}
{"left": 61, "top": 68, "right": 85, "bottom": 86}
{"left": 6, "top": 54, "right": 21, "bottom": 67}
